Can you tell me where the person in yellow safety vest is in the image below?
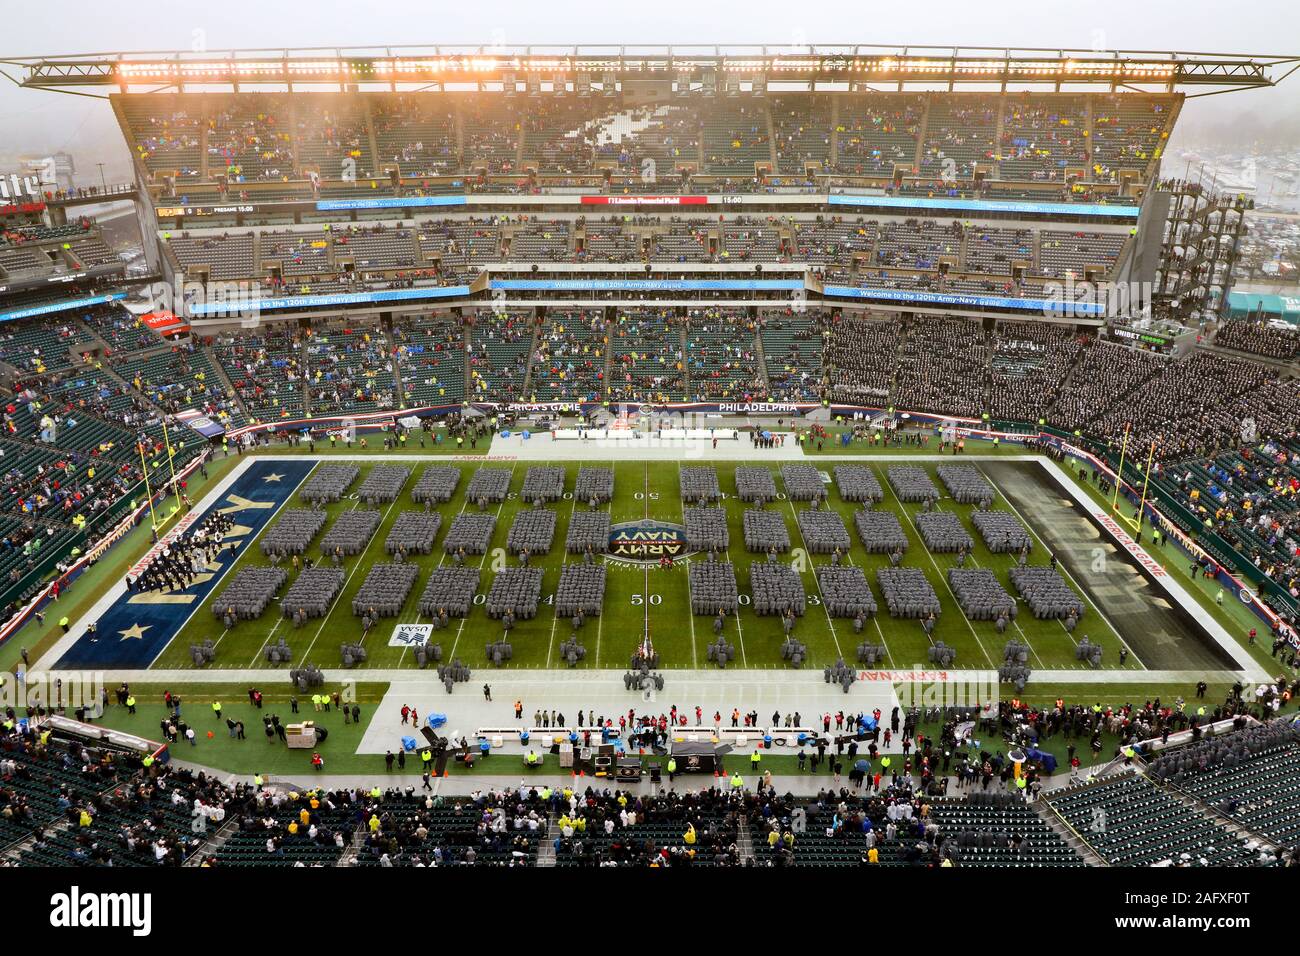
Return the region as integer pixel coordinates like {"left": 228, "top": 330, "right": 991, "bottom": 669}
{"left": 1197, "top": 706, "right": 1206, "bottom": 718}
{"left": 212, "top": 700, "right": 222, "bottom": 719}
{"left": 125, "top": 695, "right": 136, "bottom": 713}
{"left": 881, "top": 756, "right": 892, "bottom": 771}
{"left": 540, "top": 787, "right": 551, "bottom": 800}
{"left": 526, "top": 749, "right": 539, "bottom": 766}
{"left": 370, "top": 786, "right": 382, "bottom": 800}
{"left": 420, "top": 749, "right": 432, "bottom": 769}
{"left": 253, "top": 774, "right": 264, "bottom": 788}
{"left": 768, "top": 829, "right": 780, "bottom": 848}
{"left": 1016, "top": 776, "right": 1027, "bottom": 792}
{"left": 683, "top": 823, "right": 696, "bottom": 845}
{"left": 667, "top": 757, "right": 677, "bottom": 781}
{"left": 750, "top": 750, "right": 761, "bottom": 771}
{"left": 730, "top": 772, "right": 743, "bottom": 790}
{"left": 1, "top": 718, "right": 12, "bottom": 733}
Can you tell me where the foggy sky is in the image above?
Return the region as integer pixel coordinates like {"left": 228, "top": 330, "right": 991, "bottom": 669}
{"left": 2, "top": 0, "right": 1298, "bottom": 180}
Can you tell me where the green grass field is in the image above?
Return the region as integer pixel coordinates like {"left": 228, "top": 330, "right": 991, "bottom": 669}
{"left": 154, "top": 456, "right": 1140, "bottom": 674}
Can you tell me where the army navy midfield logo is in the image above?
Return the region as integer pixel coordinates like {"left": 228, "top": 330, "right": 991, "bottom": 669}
{"left": 609, "top": 520, "right": 693, "bottom": 563}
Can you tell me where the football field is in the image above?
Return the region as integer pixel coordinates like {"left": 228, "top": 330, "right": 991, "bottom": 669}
{"left": 93, "top": 455, "right": 1156, "bottom": 675}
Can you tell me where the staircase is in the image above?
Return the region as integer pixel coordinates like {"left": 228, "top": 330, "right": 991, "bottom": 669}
{"left": 461, "top": 320, "right": 473, "bottom": 400}
{"left": 73, "top": 317, "right": 117, "bottom": 356}
{"left": 677, "top": 312, "right": 691, "bottom": 400}
{"left": 206, "top": 347, "right": 253, "bottom": 423}
{"left": 993, "top": 96, "right": 1007, "bottom": 179}
{"left": 736, "top": 815, "right": 757, "bottom": 864}
{"left": 1154, "top": 775, "right": 1285, "bottom": 858}
{"left": 0, "top": 817, "right": 74, "bottom": 865}
{"left": 883, "top": 316, "right": 910, "bottom": 404}
{"left": 519, "top": 319, "right": 542, "bottom": 400}
{"left": 1033, "top": 797, "right": 1109, "bottom": 867}
{"left": 335, "top": 828, "right": 365, "bottom": 867}
{"left": 601, "top": 311, "right": 614, "bottom": 401}
{"left": 297, "top": 324, "right": 315, "bottom": 418}
{"left": 764, "top": 103, "right": 779, "bottom": 173}
{"left": 912, "top": 95, "right": 932, "bottom": 173}
{"left": 754, "top": 323, "right": 772, "bottom": 399}
{"left": 829, "top": 95, "right": 840, "bottom": 168}
{"left": 184, "top": 815, "right": 240, "bottom": 866}
{"left": 536, "top": 813, "right": 560, "bottom": 867}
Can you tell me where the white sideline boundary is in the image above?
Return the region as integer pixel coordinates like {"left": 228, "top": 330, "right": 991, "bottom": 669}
{"left": 1040, "top": 458, "right": 1268, "bottom": 680}
{"left": 32, "top": 450, "right": 1270, "bottom": 685}
{"left": 33, "top": 457, "right": 262, "bottom": 672}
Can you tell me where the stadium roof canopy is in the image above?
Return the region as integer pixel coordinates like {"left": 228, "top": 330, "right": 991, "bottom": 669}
{"left": 3, "top": 44, "right": 1298, "bottom": 96}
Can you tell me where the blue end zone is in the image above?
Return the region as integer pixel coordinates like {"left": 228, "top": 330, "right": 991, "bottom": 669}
{"left": 55, "top": 459, "right": 315, "bottom": 669}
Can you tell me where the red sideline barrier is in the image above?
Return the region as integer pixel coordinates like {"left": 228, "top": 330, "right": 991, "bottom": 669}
{"left": 0, "top": 451, "right": 210, "bottom": 648}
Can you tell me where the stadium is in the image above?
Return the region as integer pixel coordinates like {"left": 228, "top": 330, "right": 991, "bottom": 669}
{"left": 1, "top": 14, "right": 1299, "bottom": 887}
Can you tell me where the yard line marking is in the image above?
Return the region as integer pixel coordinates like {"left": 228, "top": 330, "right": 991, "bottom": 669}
{"left": 210, "top": 626, "right": 231, "bottom": 652}
{"left": 245, "top": 616, "right": 285, "bottom": 669}
{"left": 876, "top": 464, "right": 997, "bottom": 669}
{"left": 976, "top": 463, "right": 1143, "bottom": 669}
{"left": 144, "top": 455, "right": 292, "bottom": 670}
{"left": 785, "top": 496, "right": 842, "bottom": 660}
{"left": 544, "top": 466, "right": 580, "bottom": 667}
{"left": 300, "top": 493, "right": 400, "bottom": 664}
{"left": 643, "top": 461, "right": 650, "bottom": 648}
{"left": 844, "top": 551, "right": 899, "bottom": 670}
{"left": 960, "top": 547, "right": 1046, "bottom": 670}
{"left": 402, "top": 473, "right": 470, "bottom": 667}
{"left": 593, "top": 460, "right": 615, "bottom": 667}
{"left": 677, "top": 461, "right": 699, "bottom": 669}
{"left": 447, "top": 462, "right": 517, "bottom": 663}
{"left": 715, "top": 468, "right": 748, "bottom": 667}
